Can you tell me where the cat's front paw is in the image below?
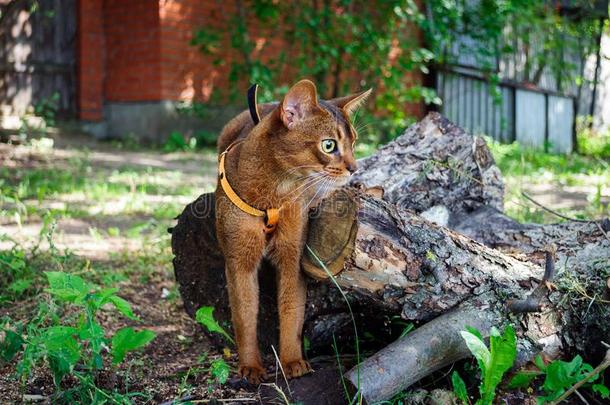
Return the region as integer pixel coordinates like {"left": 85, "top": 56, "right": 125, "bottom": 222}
{"left": 282, "top": 359, "right": 313, "bottom": 379}
{"left": 238, "top": 364, "right": 268, "bottom": 385}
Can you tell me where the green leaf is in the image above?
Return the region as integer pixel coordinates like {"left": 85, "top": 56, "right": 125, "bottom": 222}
{"left": 465, "top": 327, "right": 483, "bottom": 341}
{"left": 452, "top": 370, "right": 469, "bottom": 404}
{"left": 210, "top": 358, "right": 230, "bottom": 384}
{"left": 111, "top": 327, "right": 156, "bottom": 365}
{"left": 565, "top": 355, "right": 583, "bottom": 376}
{"left": 78, "top": 320, "right": 105, "bottom": 361}
{"left": 43, "top": 326, "right": 81, "bottom": 385}
{"left": 480, "top": 325, "right": 517, "bottom": 404}
{"left": 534, "top": 354, "right": 546, "bottom": 371}
{"left": 460, "top": 330, "right": 491, "bottom": 373}
{"left": 94, "top": 287, "right": 120, "bottom": 306}
{"left": 592, "top": 383, "right": 610, "bottom": 399}
{"left": 195, "top": 307, "right": 234, "bottom": 344}
{"left": 45, "top": 271, "right": 92, "bottom": 303}
{"left": 8, "top": 278, "right": 33, "bottom": 295}
{"left": 461, "top": 326, "right": 517, "bottom": 405}
{"left": 108, "top": 295, "right": 137, "bottom": 320}
{"left": 508, "top": 370, "right": 541, "bottom": 389}
{"left": 303, "top": 336, "right": 311, "bottom": 354}
{"left": 534, "top": 355, "right": 600, "bottom": 403}
{"left": 543, "top": 357, "right": 581, "bottom": 394}
{"left": 0, "top": 329, "right": 24, "bottom": 362}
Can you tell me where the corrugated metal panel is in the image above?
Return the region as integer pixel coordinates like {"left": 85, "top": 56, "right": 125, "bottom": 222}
{"left": 515, "top": 90, "right": 546, "bottom": 149}
{"left": 437, "top": 71, "right": 515, "bottom": 142}
{"left": 444, "top": 14, "right": 584, "bottom": 98}
{"left": 548, "top": 96, "right": 575, "bottom": 153}
{"left": 438, "top": 70, "right": 575, "bottom": 152}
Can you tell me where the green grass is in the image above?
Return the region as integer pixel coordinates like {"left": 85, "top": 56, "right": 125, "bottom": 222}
{"left": 0, "top": 148, "right": 212, "bottom": 225}
{"left": 487, "top": 137, "right": 609, "bottom": 224}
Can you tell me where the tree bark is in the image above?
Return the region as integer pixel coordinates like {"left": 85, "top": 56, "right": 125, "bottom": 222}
{"left": 350, "top": 112, "right": 505, "bottom": 220}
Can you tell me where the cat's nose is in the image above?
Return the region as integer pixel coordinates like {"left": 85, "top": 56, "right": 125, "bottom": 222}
{"left": 346, "top": 162, "right": 358, "bottom": 174}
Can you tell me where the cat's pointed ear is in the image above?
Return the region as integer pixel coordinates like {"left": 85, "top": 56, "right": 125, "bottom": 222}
{"left": 280, "top": 80, "right": 320, "bottom": 129}
{"left": 330, "top": 88, "right": 373, "bottom": 116}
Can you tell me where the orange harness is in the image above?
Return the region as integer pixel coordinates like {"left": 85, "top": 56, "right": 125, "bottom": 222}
{"left": 218, "top": 87, "right": 280, "bottom": 234}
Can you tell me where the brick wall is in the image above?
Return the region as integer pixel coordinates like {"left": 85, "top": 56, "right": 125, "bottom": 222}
{"left": 76, "top": 0, "right": 424, "bottom": 123}
{"left": 104, "top": 0, "right": 162, "bottom": 102}
{"left": 159, "top": 0, "right": 231, "bottom": 102}
{"left": 76, "top": 0, "right": 104, "bottom": 121}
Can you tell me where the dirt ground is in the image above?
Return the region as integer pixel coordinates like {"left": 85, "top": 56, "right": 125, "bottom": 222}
{"left": 0, "top": 134, "right": 265, "bottom": 403}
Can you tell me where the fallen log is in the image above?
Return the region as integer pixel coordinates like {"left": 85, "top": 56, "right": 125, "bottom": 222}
{"left": 171, "top": 113, "right": 610, "bottom": 404}
{"left": 350, "top": 112, "right": 505, "bottom": 219}
{"left": 172, "top": 188, "right": 609, "bottom": 403}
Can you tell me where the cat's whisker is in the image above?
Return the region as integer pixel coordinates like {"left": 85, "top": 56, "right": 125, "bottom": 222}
{"left": 288, "top": 176, "right": 327, "bottom": 204}
{"left": 275, "top": 170, "right": 322, "bottom": 190}
{"left": 288, "top": 173, "right": 325, "bottom": 194}
{"left": 270, "top": 165, "right": 321, "bottom": 189}
{"left": 355, "top": 122, "right": 373, "bottom": 133}
{"left": 280, "top": 170, "right": 324, "bottom": 192}
{"left": 304, "top": 177, "right": 332, "bottom": 211}
{"left": 303, "top": 180, "right": 325, "bottom": 211}
{"left": 310, "top": 177, "right": 333, "bottom": 206}
{"left": 287, "top": 174, "right": 328, "bottom": 204}
{"left": 276, "top": 172, "right": 324, "bottom": 199}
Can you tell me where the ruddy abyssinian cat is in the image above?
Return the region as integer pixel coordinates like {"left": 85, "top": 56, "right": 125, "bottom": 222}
{"left": 215, "top": 79, "right": 371, "bottom": 384}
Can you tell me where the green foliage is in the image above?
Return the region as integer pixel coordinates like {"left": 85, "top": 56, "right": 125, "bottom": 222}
{"left": 0, "top": 138, "right": 216, "bottom": 400}
{"left": 488, "top": 138, "right": 610, "bottom": 223}
{"left": 195, "top": 306, "right": 235, "bottom": 344}
{"left": 507, "top": 369, "right": 541, "bottom": 389}
{"left": 163, "top": 131, "right": 193, "bottom": 152}
{"left": 0, "top": 271, "right": 156, "bottom": 401}
{"left": 190, "top": 1, "right": 602, "bottom": 147}
{"left": 592, "top": 382, "right": 610, "bottom": 399}
{"left": 111, "top": 327, "right": 156, "bottom": 365}
{"left": 425, "top": 1, "right": 601, "bottom": 93}
{"left": 0, "top": 213, "right": 68, "bottom": 304}
{"left": 452, "top": 370, "right": 470, "bottom": 404}
{"left": 0, "top": 327, "right": 24, "bottom": 363}
{"left": 173, "top": 355, "right": 232, "bottom": 401}
{"left": 577, "top": 117, "right": 610, "bottom": 158}
{"left": 163, "top": 130, "right": 219, "bottom": 152}
{"left": 509, "top": 354, "right": 608, "bottom": 403}
{"left": 33, "top": 92, "right": 60, "bottom": 128}
{"left": 399, "top": 322, "right": 415, "bottom": 339}
{"left": 16, "top": 92, "right": 60, "bottom": 140}
{"left": 191, "top": 0, "right": 438, "bottom": 143}
{"left": 210, "top": 358, "right": 231, "bottom": 384}
{"left": 460, "top": 325, "right": 517, "bottom": 405}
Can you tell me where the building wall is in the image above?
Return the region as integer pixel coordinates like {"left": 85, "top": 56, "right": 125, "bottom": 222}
{"left": 103, "top": 0, "right": 162, "bottom": 102}
{"left": 73, "top": 0, "right": 425, "bottom": 140}
{"left": 159, "top": 0, "right": 230, "bottom": 102}
{"left": 77, "top": 0, "right": 104, "bottom": 121}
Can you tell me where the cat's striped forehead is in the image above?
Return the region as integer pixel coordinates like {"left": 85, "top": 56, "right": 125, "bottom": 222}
{"left": 318, "top": 99, "right": 354, "bottom": 141}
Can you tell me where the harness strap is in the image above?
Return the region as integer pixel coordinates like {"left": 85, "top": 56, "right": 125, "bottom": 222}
{"left": 218, "top": 141, "right": 279, "bottom": 234}
{"left": 247, "top": 84, "right": 261, "bottom": 125}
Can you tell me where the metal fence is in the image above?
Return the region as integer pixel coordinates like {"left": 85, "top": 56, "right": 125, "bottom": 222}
{"left": 437, "top": 68, "right": 575, "bottom": 153}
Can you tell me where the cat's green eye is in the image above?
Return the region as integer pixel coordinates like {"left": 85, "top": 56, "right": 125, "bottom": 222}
{"left": 321, "top": 139, "right": 337, "bottom": 154}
